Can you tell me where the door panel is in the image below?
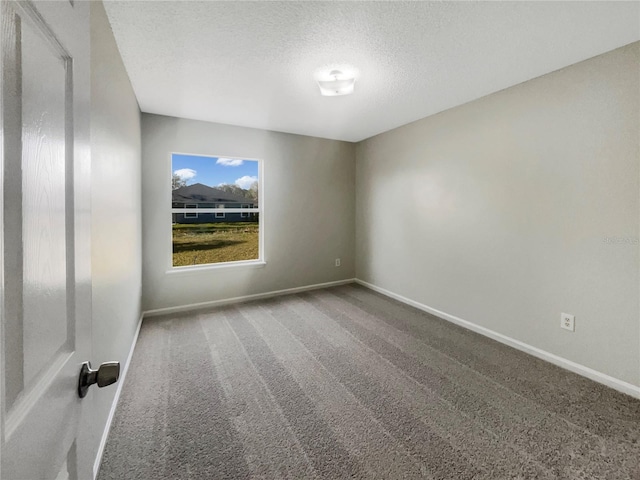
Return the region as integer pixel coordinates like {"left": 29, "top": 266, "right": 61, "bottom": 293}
{"left": 1, "top": 1, "right": 91, "bottom": 479}
{"left": 21, "top": 5, "right": 70, "bottom": 388}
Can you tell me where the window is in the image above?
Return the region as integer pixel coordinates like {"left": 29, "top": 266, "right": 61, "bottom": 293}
{"left": 171, "top": 153, "right": 262, "bottom": 268}
{"left": 184, "top": 204, "right": 198, "bottom": 219}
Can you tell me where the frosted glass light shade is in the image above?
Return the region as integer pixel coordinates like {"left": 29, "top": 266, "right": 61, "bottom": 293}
{"left": 317, "top": 70, "right": 355, "bottom": 96}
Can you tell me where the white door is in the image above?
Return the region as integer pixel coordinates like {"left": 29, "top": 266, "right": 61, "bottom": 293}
{"left": 0, "top": 1, "right": 92, "bottom": 479}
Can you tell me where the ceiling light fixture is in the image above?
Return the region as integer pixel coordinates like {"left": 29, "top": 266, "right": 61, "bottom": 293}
{"left": 317, "top": 70, "right": 355, "bottom": 96}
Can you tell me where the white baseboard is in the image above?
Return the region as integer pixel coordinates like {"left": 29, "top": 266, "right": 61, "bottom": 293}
{"left": 93, "top": 312, "right": 144, "bottom": 480}
{"left": 355, "top": 279, "right": 640, "bottom": 400}
{"left": 143, "top": 278, "right": 357, "bottom": 318}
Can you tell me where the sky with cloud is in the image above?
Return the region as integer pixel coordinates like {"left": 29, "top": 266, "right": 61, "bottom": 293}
{"left": 172, "top": 154, "right": 258, "bottom": 189}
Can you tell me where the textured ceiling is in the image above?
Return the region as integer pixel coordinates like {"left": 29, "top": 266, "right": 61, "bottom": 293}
{"left": 103, "top": 1, "right": 640, "bottom": 142}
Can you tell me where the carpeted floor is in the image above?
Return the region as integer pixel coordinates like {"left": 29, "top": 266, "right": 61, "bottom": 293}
{"left": 98, "top": 284, "right": 640, "bottom": 479}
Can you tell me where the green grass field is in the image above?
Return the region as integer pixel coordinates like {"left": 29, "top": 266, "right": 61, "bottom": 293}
{"left": 172, "top": 222, "right": 259, "bottom": 267}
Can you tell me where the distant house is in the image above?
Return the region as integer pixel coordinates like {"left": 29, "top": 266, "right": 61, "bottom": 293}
{"left": 172, "top": 183, "right": 256, "bottom": 224}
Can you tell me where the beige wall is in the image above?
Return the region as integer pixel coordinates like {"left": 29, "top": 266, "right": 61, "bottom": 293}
{"left": 90, "top": 1, "right": 142, "bottom": 472}
{"left": 141, "top": 114, "right": 355, "bottom": 311}
{"left": 356, "top": 42, "right": 640, "bottom": 387}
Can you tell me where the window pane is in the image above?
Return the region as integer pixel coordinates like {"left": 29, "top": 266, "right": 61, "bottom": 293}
{"left": 172, "top": 154, "right": 260, "bottom": 266}
{"left": 171, "top": 218, "right": 259, "bottom": 266}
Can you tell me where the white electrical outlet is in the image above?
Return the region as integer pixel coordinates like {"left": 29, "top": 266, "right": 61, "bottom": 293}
{"left": 335, "top": 258, "right": 341, "bottom": 267}
{"left": 560, "top": 313, "right": 575, "bottom": 332}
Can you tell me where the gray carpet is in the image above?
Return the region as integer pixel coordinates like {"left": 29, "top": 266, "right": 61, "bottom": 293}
{"left": 98, "top": 284, "right": 640, "bottom": 479}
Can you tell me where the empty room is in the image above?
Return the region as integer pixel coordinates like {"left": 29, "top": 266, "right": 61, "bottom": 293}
{"left": 1, "top": 0, "right": 639, "bottom": 479}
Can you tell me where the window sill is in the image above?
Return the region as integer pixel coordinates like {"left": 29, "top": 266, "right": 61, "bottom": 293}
{"left": 166, "top": 260, "right": 266, "bottom": 275}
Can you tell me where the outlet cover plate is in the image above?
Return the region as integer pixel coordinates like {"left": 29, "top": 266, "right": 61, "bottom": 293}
{"left": 561, "top": 313, "right": 575, "bottom": 332}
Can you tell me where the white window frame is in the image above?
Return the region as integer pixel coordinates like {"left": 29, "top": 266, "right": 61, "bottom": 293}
{"left": 169, "top": 152, "right": 264, "bottom": 272}
{"left": 241, "top": 204, "right": 249, "bottom": 218}
{"left": 215, "top": 204, "right": 225, "bottom": 218}
{"left": 184, "top": 203, "right": 198, "bottom": 219}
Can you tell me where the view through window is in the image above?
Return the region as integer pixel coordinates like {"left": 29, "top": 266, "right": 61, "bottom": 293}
{"left": 171, "top": 154, "right": 260, "bottom": 267}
